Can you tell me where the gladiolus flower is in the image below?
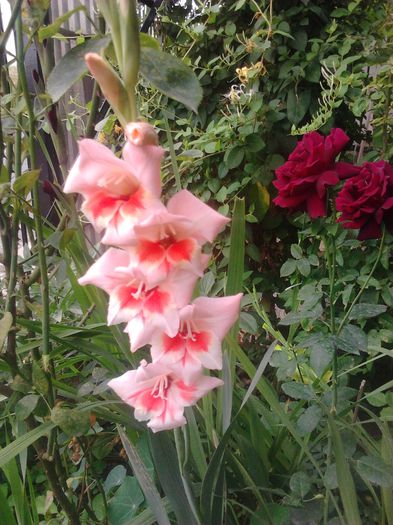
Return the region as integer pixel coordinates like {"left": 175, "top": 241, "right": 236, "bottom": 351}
{"left": 78, "top": 248, "right": 207, "bottom": 350}
{"left": 108, "top": 360, "right": 223, "bottom": 432}
{"left": 63, "top": 136, "right": 165, "bottom": 245}
{"left": 150, "top": 294, "right": 243, "bottom": 379}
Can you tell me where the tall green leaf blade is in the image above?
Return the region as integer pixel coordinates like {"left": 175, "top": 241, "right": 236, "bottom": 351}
{"left": 149, "top": 432, "right": 198, "bottom": 525}
{"left": 329, "top": 416, "right": 361, "bottom": 525}
{"left": 222, "top": 197, "right": 245, "bottom": 431}
{"left": 140, "top": 48, "right": 202, "bottom": 112}
{"left": 117, "top": 426, "right": 171, "bottom": 525}
{"left": 381, "top": 424, "right": 393, "bottom": 525}
{"left": 0, "top": 421, "right": 55, "bottom": 468}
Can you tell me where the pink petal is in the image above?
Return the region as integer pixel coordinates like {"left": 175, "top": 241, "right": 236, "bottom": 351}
{"left": 64, "top": 139, "right": 138, "bottom": 197}
{"left": 167, "top": 190, "right": 230, "bottom": 243}
{"left": 123, "top": 142, "right": 164, "bottom": 198}
{"left": 78, "top": 248, "right": 130, "bottom": 293}
{"left": 187, "top": 331, "right": 223, "bottom": 370}
{"left": 192, "top": 294, "right": 243, "bottom": 341}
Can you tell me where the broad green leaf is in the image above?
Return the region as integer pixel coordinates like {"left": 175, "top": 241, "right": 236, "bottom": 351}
{"left": 0, "top": 312, "right": 13, "bottom": 351}
{"left": 247, "top": 182, "right": 270, "bottom": 221}
{"left": 140, "top": 33, "right": 160, "bottom": 50}
{"left": 117, "top": 426, "right": 171, "bottom": 525}
{"left": 329, "top": 416, "right": 361, "bottom": 525}
{"left": 336, "top": 324, "right": 367, "bottom": 355}
{"left": 356, "top": 455, "right": 393, "bottom": 487}
{"left": 140, "top": 48, "right": 202, "bottom": 112}
{"left": 38, "top": 6, "right": 85, "bottom": 42}
{"left": 290, "top": 244, "right": 303, "bottom": 260}
{"left": 47, "top": 36, "right": 111, "bottom": 102}
{"left": 282, "top": 382, "right": 315, "bottom": 401}
{"left": 107, "top": 477, "right": 144, "bottom": 525}
{"left": 297, "top": 405, "right": 322, "bottom": 436}
{"left": 287, "top": 89, "right": 311, "bottom": 125}
{"left": 290, "top": 471, "right": 311, "bottom": 498}
{"left": 0, "top": 421, "right": 54, "bottom": 468}
{"left": 348, "top": 303, "right": 387, "bottom": 320}
{"left": 13, "top": 170, "right": 40, "bottom": 196}
{"left": 280, "top": 259, "right": 296, "bottom": 277}
{"left": 104, "top": 465, "right": 127, "bottom": 495}
{"left": 224, "top": 146, "right": 244, "bottom": 169}
{"left": 279, "top": 304, "right": 323, "bottom": 325}
{"left": 15, "top": 394, "right": 39, "bottom": 421}
{"left": 51, "top": 406, "right": 90, "bottom": 436}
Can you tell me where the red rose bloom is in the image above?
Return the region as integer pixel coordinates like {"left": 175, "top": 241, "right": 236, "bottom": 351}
{"left": 336, "top": 160, "right": 393, "bottom": 240}
{"left": 273, "top": 128, "right": 350, "bottom": 218}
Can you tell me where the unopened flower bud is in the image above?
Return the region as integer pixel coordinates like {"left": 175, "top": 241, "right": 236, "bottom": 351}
{"left": 125, "top": 122, "right": 159, "bottom": 146}
{"left": 85, "top": 53, "right": 129, "bottom": 124}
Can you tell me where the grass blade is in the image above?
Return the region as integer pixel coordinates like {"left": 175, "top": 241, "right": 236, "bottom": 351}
{"left": 329, "top": 416, "right": 361, "bottom": 525}
{"left": 0, "top": 421, "right": 54, "bottom": 468}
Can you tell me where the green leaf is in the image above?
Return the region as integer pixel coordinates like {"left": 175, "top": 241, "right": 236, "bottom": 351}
{"left": 13, "top": 170, "right": 40, "bottom": 196}
{"left": 47, "top": 36, "right": 111, "bottom": 102}
{"left": 38, "top": 6, "right": 85, "bottom": 42}
{"left": 336, "top": 324, "right": 367, "bottom": 355}
{"left": 290, "top": 244, "right": 302, "bottom": 260}
{"left": 140, "top": 33, "right": 160, "bottom": 50}
{"left": 32, "top": 360, "right": 49, "bottom": 395}
{"left": 247, "top": 182, "right": 270, "bottom": 221}
{"left": 0, "top": 312, "right": 13, "bottom": 351}
{"left": 140, "top": 48, "right": 202, "bottom": 112}
{"left": 149, "top": 432, "right": 198, "bottom": 525}
{"left": 290, "top": 471, "right": 311, "bottom": 498}
{"left": 117, "top": 426, "right": 171, "bottom": 525}
{"left": 279, "top": 304, "right": 323, "bottom": 325}
{"left": 107, "top": 476, "right": 144, "bottom": 525}
{"left": 287, "top": 90, "right": 311, "bottom": 125}
{"left": 0, "top": 421, "right": 54, "bottom": 468}
{"left": 297, "top": 405, "right": 322, "bottom": 436}
{"left": 329, "top": 416, "right": 361, "bottom": 525}
{"left": 348, "top": 303, "right": 387, "bottom": 320}
{"left": 282, "top": 382, "right": 315, "bottom": 401}
{"left": 356, "top": 455, "right": 393, "bottom": 487}
{"left": 224, "top": 146, "right": 244, "bottom": 169}
{"left": 104, "top": 465, "right": 127, "bottom": 495}
{"left": 15, "top": 394, "right": 39, "bottom": 421}
{"left": 280, "top": 259, "right": 296, "bottom": 277}
{"left": 51, "top": 406, "right": 90, "bottom": 437}
{"left": 296, "top": 258, "right": 311, "bottom": 277}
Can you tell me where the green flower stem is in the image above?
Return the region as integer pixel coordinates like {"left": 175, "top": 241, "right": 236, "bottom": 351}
{"left": 164, "top": 116, "right": 182, "bottom": 191}
{"left": 15, "top": 11, "right": 54, "bottom": 403}
{"left": 323, "top": 226, "right": 338, "bottom": 412}
{"left": 337, "top": 227, "right": 386, "bottom": 335}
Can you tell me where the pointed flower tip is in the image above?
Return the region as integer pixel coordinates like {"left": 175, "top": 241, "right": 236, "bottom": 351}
{"left": 125, "top": 122, "right": 159, "bottom": 146}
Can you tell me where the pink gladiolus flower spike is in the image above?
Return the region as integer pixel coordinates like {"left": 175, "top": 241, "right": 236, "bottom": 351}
{"left": 150, "top": 294, "right": 242, "bottom": 380}
{"left": 63, "top": 124, "right": 165, "bottom": 245}
{"left": 108, "top": 360, "right": 223, "bottom": 432}
{"left": 78, "top": 248, "right": 208, "bottom": 351}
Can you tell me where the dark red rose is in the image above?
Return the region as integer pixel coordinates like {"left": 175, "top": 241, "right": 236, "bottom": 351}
{"left": 336, "top": 160, "right": 393, "bottom": 240}
{"left": 273, "top": 128, "right": 350, "bottom": 218}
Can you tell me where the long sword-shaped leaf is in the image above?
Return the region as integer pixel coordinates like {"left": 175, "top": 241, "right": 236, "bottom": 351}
{"left": 117, "top": 426, "right": 171, "bottom": 525}
{"left": 149, "top": 432, "right": 198, "bottom": 525}
{"left": 329, "top": 415, "right": 361, "bottom": 525}
{"left": 0, "top": 421, "right": 54, "bottom": 468}
{"left": 222, "top": 197, "right": 245, "bottom": 432}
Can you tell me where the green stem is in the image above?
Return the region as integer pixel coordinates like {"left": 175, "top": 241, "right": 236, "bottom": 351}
{"left": 337, "top": 228, "right": 386, "bottom": 335}
{"left": 164, "top": 116, "right": 182, "bottom": 191}
{"left": 15, "top": 11, "right": 54, "bottom": 404}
